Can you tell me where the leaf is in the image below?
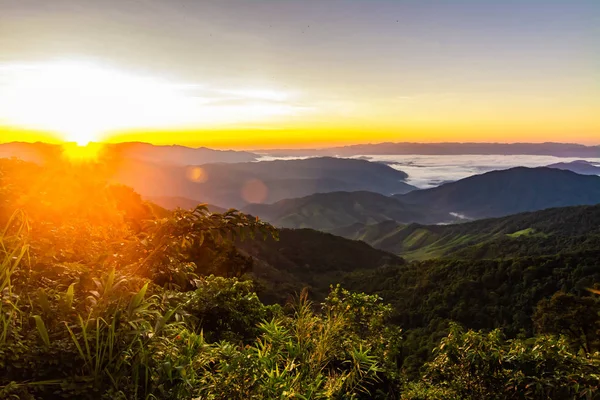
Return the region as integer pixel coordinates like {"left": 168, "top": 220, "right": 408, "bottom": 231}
{"left": 127, "top": 283, "right": 149, "bottom": 317}
{"left": 154, "top": 307, "right": 177, "bottom": 336}
{"left": 197, "top": 230, "right": 204, "bottom": 247}
{"left": 37, "top": 289, "right": 51, "bottom": 315}
{"left": 33, "top": 315, "right": 50, "bottom": 347}
{"left": 105, "top": 267, "right": 116, "bottom": 295}
{"left": 65, "top": 283, "right": 75, "bottom": 309}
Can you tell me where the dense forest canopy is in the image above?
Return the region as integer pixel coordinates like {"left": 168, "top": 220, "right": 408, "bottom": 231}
{"left": 0, "top": 157, "right": 599, "bottom": 399}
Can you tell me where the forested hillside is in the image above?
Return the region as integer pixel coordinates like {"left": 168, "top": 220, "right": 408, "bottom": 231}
{"left": 336, "top": 203, "right": 600, "bottom": 259}
{"left": 243, "top": 191, "right": 452, "bottom": 230}
{"left": 237, "top": 228, "right": 405, "bottom": 303}
{"left": 396, "top": 167, "right": 600, "bottom": 219}
{"left": 1, "top": 157, "right": 599, "bottom": 399}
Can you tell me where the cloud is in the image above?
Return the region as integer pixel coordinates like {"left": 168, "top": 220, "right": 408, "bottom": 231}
{"left": 0, "top": 61, "right": 311, "bottom": 141}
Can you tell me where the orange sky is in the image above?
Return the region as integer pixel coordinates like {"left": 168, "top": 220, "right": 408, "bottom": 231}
{"left": 0, "top": 1, "right": 598, "bottom": 148}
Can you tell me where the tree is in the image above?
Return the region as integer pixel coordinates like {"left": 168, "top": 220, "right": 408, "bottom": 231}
{"left": 533, "top": 291, "right": 600, "bottom": 353}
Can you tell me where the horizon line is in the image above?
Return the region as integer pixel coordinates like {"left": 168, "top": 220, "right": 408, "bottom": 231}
{"left": 1, "top": 140, "right": 599, "bottom": 152}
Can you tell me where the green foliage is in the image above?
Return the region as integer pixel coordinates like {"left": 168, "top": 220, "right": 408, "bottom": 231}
{"left": 2, "top": 158, "right": 600, "bottom": 399}
{"left": 135, "top": 205, "right": 278, "bottom": 289}
{"left": 0, "top": 159, "right": 401, "bottom": 398}
{"left": 402, "top": 323, "right": 600, "bottom": 400}
{"left": 533, "top": 291, "right": 600, "bottom": 353}
{"left": 342, "top": 249, "right": 600, "bottom": 374}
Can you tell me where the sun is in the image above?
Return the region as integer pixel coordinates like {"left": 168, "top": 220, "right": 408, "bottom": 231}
{"left": 61, "top": 141, "right": 104, "bottom": 162}
{"left": 0, "top": 61, "right": 192, "bottom": 144}
{"left": 65, "top": 131, "right": 97, "bottom": 146}
{"left": 0, "top": 60, "right": 305, "bottom": 144}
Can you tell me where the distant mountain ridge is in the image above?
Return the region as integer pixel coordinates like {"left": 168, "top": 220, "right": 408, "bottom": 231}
{"left": 0, "top": 141, "right": 258, "bottom": 165}
{"left": 114, "top": 157, "right": 416, "bottom": 209}
{"left": 243, "top": 191, "right": 452, "bottom": 230}
{"left": 547, "top": 160, "right": 600, "bottom": 175}
{"left": 109, "top": 142, "right": 258, "bottom": 165}
{"left": 395, "top": 167, "right": 600, "bottom": 219}
{"left": 258, "top": 142, "right": 600, "bottom": 157}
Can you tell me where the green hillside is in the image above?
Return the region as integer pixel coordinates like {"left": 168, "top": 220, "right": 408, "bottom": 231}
{"left": 237, "top": 228, "right": 405, "bottom": 303}
{"left": 243, "top": 191, "right": 452, "bottom": 230}
{"left": 334, "top": 203, "right": 600, "bottom": 260}
{"left": 396, "top": 167, "right": 600, "bottom": 219}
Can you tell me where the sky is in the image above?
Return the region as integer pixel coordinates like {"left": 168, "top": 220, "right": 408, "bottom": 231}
{"left": 0, "top": 0, "right": 598, "bottom": 148}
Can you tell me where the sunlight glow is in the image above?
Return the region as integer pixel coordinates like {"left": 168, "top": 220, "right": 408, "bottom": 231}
{"left": 0, "top": 61, "right": 306, "bottom": 143}
{"left": 61, "top": 142, "right": 104, "bottom": 162}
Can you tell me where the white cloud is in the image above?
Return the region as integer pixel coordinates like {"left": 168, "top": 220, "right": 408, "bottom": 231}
{"left": 0, "top": 61, "right": 309, "bottom": 142}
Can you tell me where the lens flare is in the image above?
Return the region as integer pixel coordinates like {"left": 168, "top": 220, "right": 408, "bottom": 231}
{"left": 241, "top": 179, "right": 268, "bottom": 204}
{"left": 186, "top": 167, "right": 208, "bottom": 183}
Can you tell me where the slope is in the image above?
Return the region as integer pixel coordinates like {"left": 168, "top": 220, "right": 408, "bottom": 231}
{"left": 336, "top": 203, "right": 600, "bottom": 260}
{"left": 396, "top": 167, "right": 600, "bottom": 219}
{"left": 547, "top": 160, "right": 600, "bottom": 175}
{"left": 237, "top": 228, "right": 405, "bottom": 304}
{"left": 113, "top": 157, "right": 416, "bottom": 209}
{"left": 242, "top": 191, "right": 452, "bottom": 230}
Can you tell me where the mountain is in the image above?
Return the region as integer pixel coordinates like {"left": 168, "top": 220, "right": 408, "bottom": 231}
{"left": 0, "top": 142, "right": 61, "bottom": 163}
{"left": 237, "top": 228, "right": 405, "bottom": 303}
{"left": 333, "top": 203, "right": 600, "bottom": 260}
{"left": 242, "top": 191, "right": 452, "bottom": 230}
{"left": 395, "top": 167, "right": 600, "bottom": 219}
{"left": 108, "top": 142, "right": 258, "bottom": 165}
{"left": 0, "top": 141, "right": 258, "bottom": 165}
{"left": 547, "top": 160, "right": 600, "bottom": 175}
{"left": 112, "top": 157, "right": 416, "bottom": 209}
{"left": 258, "top": 142, "right": 600, "bottom": 158}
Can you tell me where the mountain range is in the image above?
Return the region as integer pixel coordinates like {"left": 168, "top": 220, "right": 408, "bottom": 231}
{"left": 113, "top": 157, "right": 415, "bottom": 209}
{"left": 547, "top": 160, "right": 600, "bottom": 175}
{"left": 0, "top": 141, "right": 258, "bottom": 165}
{"left": 241, "top": 167, "right": 600, "bottom": 233}
{"left": 332, "top": 202, "right": 600, "bottom": 260}
{"left": 259, "top": 142, "right": 600, "bottom": 158}
{"left": 395, "top": 167, "right": 600, "bottom": 219}
{"left": 242, "top": 191, "right": 452, "bottom": 230}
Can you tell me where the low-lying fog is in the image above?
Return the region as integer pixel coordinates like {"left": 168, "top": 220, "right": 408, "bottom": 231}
{"left": 258, "top": 154, "right": 600, "bottom": 189}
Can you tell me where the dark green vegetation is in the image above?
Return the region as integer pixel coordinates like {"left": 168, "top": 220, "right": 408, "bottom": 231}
{"left": 243, "top": 191, "right": 452, "bottom": 230}
{"left": 396, "top": 167, "right": 600, "bottom": 219}
{"left": 334, "top": 203, "right": 600, "bottom": 260}
{"left": 237, "top": 228, "right": 405, "bottom": 304}
{"left": 333, "top": 203, "right": 600, "bottom": 378}
{"left": 1, "top": 157, "right": 599, "bottom": 399}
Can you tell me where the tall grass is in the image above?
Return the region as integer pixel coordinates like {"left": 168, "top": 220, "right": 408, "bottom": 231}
{"left": 0, "top": 210, "right": 29, "bottom": 346}
{"left": 0, "top": 209, "right": 29, "bottom": 295}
